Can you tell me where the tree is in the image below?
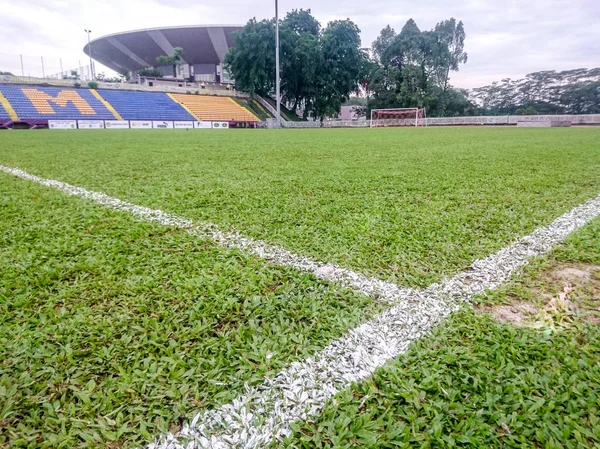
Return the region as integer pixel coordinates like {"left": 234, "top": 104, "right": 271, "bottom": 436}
{"left": 224, "top": 19, "right": 276, "bottom": 96}
{"left": 225, "top": 13, "right": 365, "bottom": 120}
{"left": 280, "top": 10, "right": 321, "bottom": 113}
{"left": 156, "top": 47, "right": 184, "bottom": 78}
{"left": 516, "top": 106, "right": 538, "bottom": 115}
{"left": 283, "top": 8, "right": 320, "bottom": 35}
{"left": 372, "top": 25, "right": 396, "bottom": 63}
{"left": 470, "top": 68, "right": 600, "bottom": 115}
{"left": 311, "top": 20, "right": 365, "bottom": 120}
{"left": 137, "top": 67, "right": 163, "bottom": 78}
{"left": 0, "top": 71, "right": 13, "bottom": 76}
{"left": 433, "top": 18, "right": 468, "bottom": 115}
{"left": 63, "top": 70, "right": 80, "bottom": 81}
{"left": 365, "top": 17, "right": 471, "bottom": 117}
{"left": 118, "top": 68, "right": 131, "bottom": 81}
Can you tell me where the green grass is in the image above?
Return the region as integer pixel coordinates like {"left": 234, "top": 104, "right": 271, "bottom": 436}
{"left": 0, "top": 176, "right": 382, "bottom": 448}
{"left": 1, "top": 128, "right": 599, "bottom": 288}
{"left": 284, "top": 218, "right": 600, "bottom": 448}
{"left": 1, "top": 127, "right": 599, "bottom": 448}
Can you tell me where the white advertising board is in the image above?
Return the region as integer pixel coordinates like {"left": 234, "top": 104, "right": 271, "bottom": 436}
{"left": 174, "top": 121, "right": 195, "bottom": 129}
{"left": 194, "top": 121, "right": 213, "bottom": 129}
{"left": 49, "top": 120, "right": 77, "bottom": 129}
{"left": 152, "top": 121, "right": 174, "bottom": 129}
{"left": 77, "top": 120, "right": 105, "bottom": 129}
{"left": 104, "top": 120, "right": 130, "bottom": 129}
{"left": 212, "top": 121, "right": 230, "bottom": 129}
{"left": 130, "top": 120, "right": 152, "bottom": 129}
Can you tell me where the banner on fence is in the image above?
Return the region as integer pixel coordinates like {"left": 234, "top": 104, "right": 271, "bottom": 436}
{"left": 77, "top": 120, "right": 104, "bottom": 129}
{"left": 104, "top": 120, "right": 130, "bottom": 129}
{"left": 194, "top": 121, "right": 212, "bottom": 129}
{"left": 174, "top": 121, "right": 194, "bottom": 129}
{"left": 49, "top": 120, "right": 77, "bottom": 129}
{"left": 152, "top": 121, "right": 174, "bottom": 129}
{"left": 212, "top": 122, "right": 229, "bottom": 129}
{"left": 130, "top": 120, "right": 152, "bottom": 129}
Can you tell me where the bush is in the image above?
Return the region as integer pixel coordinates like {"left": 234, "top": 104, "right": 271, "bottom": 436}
{"left": 137, "top": 67, "right": 163, "bottom": 78}
{"left": 73, "top": 82, "right": 81, "bottom": 88}
{"left": 88, "top": 81, "right": 98, "bottom": 89}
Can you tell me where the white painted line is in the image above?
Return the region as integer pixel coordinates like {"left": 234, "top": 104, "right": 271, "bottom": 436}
{"left": 148, "top": 193, "right": 600, "bottom": 449}
{"left": 3, "top": 164, "right": 600, "bottom": 449}
{"left": 0, "top": 165, "right": 415, "bottom": 304}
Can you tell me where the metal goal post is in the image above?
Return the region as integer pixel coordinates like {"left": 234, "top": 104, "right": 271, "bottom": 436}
{"left": 370, "top": 108, "right": 425, "bottom": 128}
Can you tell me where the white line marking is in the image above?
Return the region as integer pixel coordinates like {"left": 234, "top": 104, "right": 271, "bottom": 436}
{"left": 148, "top": 193, "right": 600, "bottom": 449}
{"left": 3, "top": 164, "right": 599, "bottom": 449}
{"left": 0, "top": 165, "right": 414, "bottom": 304}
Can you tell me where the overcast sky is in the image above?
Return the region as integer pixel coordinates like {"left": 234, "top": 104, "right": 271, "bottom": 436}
{"left": 1, "top": 0, "right": 598, "bottom": 87}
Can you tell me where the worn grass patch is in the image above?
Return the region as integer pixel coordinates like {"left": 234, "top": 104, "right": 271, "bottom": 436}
{"left": 0, "top": 176, "right": 381, "bottom": 448}
{"left": 284, "top": 218, "right": 600, "bottom": 448}
{"left": 1, "top": 127, "right": 599, "bottom": 287}
{"left": 480, "top": 217, "right": 600, "bottom": 327}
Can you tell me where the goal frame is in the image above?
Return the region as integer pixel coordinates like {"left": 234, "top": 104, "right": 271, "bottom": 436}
{"left": 370, "top": 107, "right": 425, "bottom": 128}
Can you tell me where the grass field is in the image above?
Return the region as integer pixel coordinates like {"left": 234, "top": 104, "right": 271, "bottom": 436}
{"left": 1, "top": 127, "right": 599, "bottom": 448}
{"left": 2, "top": 128, "right": 599, "bottom": 287}
{"left": 285, "top": 217, "right": 600, "bottom": 448}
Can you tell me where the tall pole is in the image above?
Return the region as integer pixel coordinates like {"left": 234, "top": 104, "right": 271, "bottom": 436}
{"left": 85, "top": 29, "right": 94, "bottom": 81}
{"left": 41, "top": 56, "right": 45, "bottom": 78}
{"left": 275, "top": 0, "right": 281, "bottom": 128}
{"left": 20, "top": 54, "right": 24, "bottom": 77}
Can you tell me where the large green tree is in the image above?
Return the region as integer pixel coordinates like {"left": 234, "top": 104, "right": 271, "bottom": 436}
{"left": 311, "top": 20, "right": 365, "bottom": 120}
{"left": 156, "top": 47, "right": 184, "bottom": 78}
{"left": 225, "top": 11, "right": 365, "bottom": 120}
{"left": 224, "top": 19, "right": 276, "bottom": 96}
{"left": 366, "top": 17, "right": 471, "bottom": 117}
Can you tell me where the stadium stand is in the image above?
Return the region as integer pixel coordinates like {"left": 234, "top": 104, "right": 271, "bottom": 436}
{"left": 97, "top": 90, "right": 194, "bottom": 121}
{"left": 0, "top": 85, "right": 116, "bottom": 120}
{"left": 170, "top": 94, "right": 258, "bottom": 122}
{"left": 0, "top": 84, "right": 261, "bottom": 125}
{"left": 0, "top": 99, "right": 12, "bottom": 121}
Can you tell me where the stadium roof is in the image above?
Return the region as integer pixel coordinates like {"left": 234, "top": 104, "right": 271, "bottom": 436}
{"left": 83, "top": 25, "right": 243, "bottom": 73}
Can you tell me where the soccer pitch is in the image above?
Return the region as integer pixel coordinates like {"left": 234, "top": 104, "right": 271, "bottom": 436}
{"left": 1, "top": 127, "right": 600, "bottom": 448}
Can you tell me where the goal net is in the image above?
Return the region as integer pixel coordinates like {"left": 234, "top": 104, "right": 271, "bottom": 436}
{"left": 370, "top": 108, "right": 425, "bottom": 128}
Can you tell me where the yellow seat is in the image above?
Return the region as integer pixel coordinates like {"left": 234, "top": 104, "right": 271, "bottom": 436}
{"left": 172, "top": 94, "right": 258, "bottom": 122}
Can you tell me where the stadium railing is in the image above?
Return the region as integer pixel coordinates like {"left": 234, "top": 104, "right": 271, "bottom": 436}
{"left": 0, "top": 75, "right": 249, "bottom": 98}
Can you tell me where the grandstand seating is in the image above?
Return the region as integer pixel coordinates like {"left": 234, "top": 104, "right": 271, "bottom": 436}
{"left": 0, "top": 85, "right": 116, "bottom": 120}
{"left": 171, "top": 94, "right": 258, "bottom": 122}
{"left": 97, "top": 90, "right": 194, "bottom": 121}
{"left": 0, "top": 84, "right": 261, "bottom": 124}
{"left": 0, "top": 102, "right": 10, "bottom": 121}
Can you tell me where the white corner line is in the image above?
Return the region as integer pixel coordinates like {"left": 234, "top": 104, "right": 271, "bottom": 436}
{"left": 147, "top": 192, "right": 600, "bottom": 449}
{"left": 3, "top": 165, "right": 599, "bottom": 449}
{"left": 0, "top": 164, "right": 415, "bottom": 304}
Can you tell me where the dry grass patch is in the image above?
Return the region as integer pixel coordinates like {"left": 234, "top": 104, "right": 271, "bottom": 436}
{"left": 478, "top": 262, "right": 600, "bottom": 326}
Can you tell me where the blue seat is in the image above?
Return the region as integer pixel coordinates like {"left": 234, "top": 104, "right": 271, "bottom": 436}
{"left": 0, "top": 85, "right": 115, "bottom": 120}
{"left": 0, "top": 102, "right": 9, "bottom": 120}
{"left": 97, "top": 89, "right": 194, "bottom": 121}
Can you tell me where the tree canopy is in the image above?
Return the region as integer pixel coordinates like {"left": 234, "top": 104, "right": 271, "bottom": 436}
{"left": 471, "top": 68, "right": 600, "bottom": 115}
{"left": 225, "top": 10, "right": 365, "bottom": 120}
{"left": 224, "top": 11, "right": 599, "bottom": 119}
{"left": 156, "top": 47, "right": 184, "bottom": 77}
{"left": 365, "top": 18, "right": 470, "bottom": 117}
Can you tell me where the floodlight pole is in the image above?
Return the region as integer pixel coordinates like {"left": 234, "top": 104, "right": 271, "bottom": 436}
{"left": 275, "top": 0, "right": 281, "bottom": 128}
{"left": 85, "top": 29, "right": 95, "bottom": 81}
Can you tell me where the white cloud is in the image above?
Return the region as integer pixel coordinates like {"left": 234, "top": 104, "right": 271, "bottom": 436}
{"left": 0, "top": 0, "right": 598, "bottom": 87}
